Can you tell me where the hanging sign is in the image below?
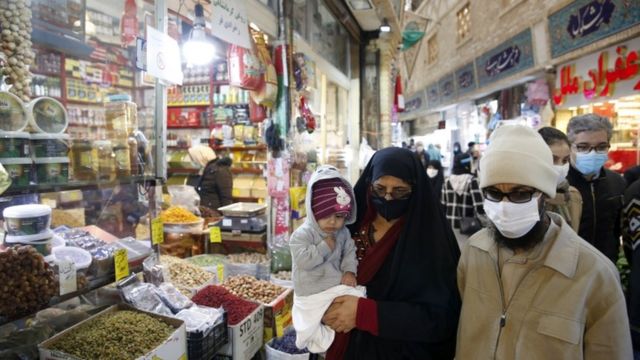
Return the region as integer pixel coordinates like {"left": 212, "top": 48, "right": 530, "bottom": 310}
{"left": 455, "top": 62, "right": 477, "bottom": 97}
{"left": 211, "top": 0, "right": 252, "bottom": 49}
{"left": 402, "top": 11, "right": 429, "bottom": 78}
{"left": 146, "top": 26, "right": 183, "bottom": 85}
{"left": 438, "top": 73, "right": 456, "bottom": 104}
{"left": 548, "top": 0, "right": 640, "bottom": 58}
{"left": 552, "top": 37, "right": 640, "bottom": 108}
{"left": 476, "top": 29, "right": 534, "bottom": 88}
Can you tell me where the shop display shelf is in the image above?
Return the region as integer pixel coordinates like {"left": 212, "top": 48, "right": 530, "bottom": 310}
{"left": 231, "top": 168, "right": 263, "bottom": 175}
{"left": 168, "top": 125, "right": 211, "bottom": 129}
{"left": 168, "top": 103, "right": 210, "bottom": 108}
{"left": 30, "top": 70, "right": 61, "bottom": 77}
{"left": 168, "top": 168, "right": 200, "bottom": 175}
{"left": 2, "top": 176, "right": 157, "bottom": 196}
{"left": 66, "top": 99, "right": 104, "bottom": 106}
{"left": 212, "top": 145, "right": 267, "bottom": 151}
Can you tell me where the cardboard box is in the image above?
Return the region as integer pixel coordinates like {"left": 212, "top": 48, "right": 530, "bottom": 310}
{"left": 217, "top": 305, "right": 264, "bottom": 359}
{"left": 262, "top": 288, "right": 294, "bottom": 343}
{"left": 39, "top": 304, "right": 187, "bottom": 360}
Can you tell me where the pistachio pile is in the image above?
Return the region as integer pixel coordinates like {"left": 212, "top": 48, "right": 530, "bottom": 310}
{"left": 49, "top": 310, "right": 175, "bottom": 359}
{"left": 161, "top": 255, "right": 214, "bottom": 297}
{"left": 223, "top": 275, "right": 285, "bottom": 304}
{"left": 0, "top": 0, "right": 34, "bottom": 101}
{"left": 272, "top": 271, "right": 292, "bottom": 281}
{"left": 227, "top": 253, "right": 270, "bottom": 265}
{"left": 0, "top": 245, "right": 57, "bottom": 320}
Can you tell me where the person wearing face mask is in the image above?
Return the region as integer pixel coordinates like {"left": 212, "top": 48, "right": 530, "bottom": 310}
{"left": 566, "top": 114, "right": 626, "bottom": 264}
{"left": 456, "top": 125, "right": 632, "bottom": 359}
{"left": 538, "top": 127, "right": 583, "bottom": 232}
{"left": 427, "top": 160, "right": 445, "bottom": 203}
{"left": 321, "top": 147, "right": 461, "bottom": 360}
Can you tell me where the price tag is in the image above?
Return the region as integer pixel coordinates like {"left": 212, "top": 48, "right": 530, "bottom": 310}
{"left": 209, "top": 226, "right": 222, "bottom": 243}
{"left": 232, "top": 188, "right": 240, "bottom": 197}
{"left": 275, "top": 313, "right": 287, "bottom": 337}
{"left": 115, "top": 248, "right": 129, "bottom": 281}
{"left": 217, "top": 264, "right": 224, "bottom": 283}
{"left": 57, "top": 259, "right": 77, "bottom": 295}
{"left": 151, "top": 217, "right": 164, "bottom": 245}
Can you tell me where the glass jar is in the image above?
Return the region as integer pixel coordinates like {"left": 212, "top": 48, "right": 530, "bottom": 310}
{"left": 105, "top": 94, "right": 138, "bottom": 136}
{"left": 71, "top": 139, "right": 96, "bottom": 180}
{"left": 94, "top": 140, "right": 114, "bottom": 181}
{"left": 112, "top": 138, "right": 131, "bottom": 178}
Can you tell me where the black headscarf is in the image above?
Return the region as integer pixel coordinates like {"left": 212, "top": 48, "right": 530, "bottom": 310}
{"left": 427, "top": 160, "right": 445, "bottom": 200}
{"left": 347, "top": 147, "right": 461, "bottom": 359}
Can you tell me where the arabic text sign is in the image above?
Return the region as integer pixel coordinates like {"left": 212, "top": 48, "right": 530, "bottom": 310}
{"left": 455, "top": 62, "right": 477, "bottom": 96}
{"left": 438, "top": 73, "right": 456, "bottom": 104}
{"left": 476, "top": 29, "right": 534, "bottom": 88}
{"left": 553, "top": 37, "right": 640, "bottom": 108}
{"left": 146, "top": 26, "right": 183, "bottom": 85}
{"left": 549, "top": 0, "right": 640, "bottom": 59}
{"left": 211, "top": 0, "right": 252, "bottom": 49}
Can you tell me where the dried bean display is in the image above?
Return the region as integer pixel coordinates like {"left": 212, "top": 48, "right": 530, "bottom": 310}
{"left": 222, "top": 275, "right": 285, "bottom": 304}
{"left": 160, "top": 255, "right": 214, "bottom": 296}
{"left": 48, "top": 310, "right": 175, "bottom": 359}
{"left": 192, "top": 285, "right": 258, "bottom": 325}
{"left": 0, "top": 0, "right": 34, "bottom": 101}
{"left": 0, "top": 245, "right": 57, "bottom": 321}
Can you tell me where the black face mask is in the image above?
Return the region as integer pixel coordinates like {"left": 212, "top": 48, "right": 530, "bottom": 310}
{"left": 371, "top": 195, "right": 410, "bottom": 221}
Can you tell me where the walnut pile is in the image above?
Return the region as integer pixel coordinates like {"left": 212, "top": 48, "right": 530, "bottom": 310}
{"left": 0, "top": 0, "right": 34, "bottom": 101}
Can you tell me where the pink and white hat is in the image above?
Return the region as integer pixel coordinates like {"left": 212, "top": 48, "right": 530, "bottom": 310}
{"left": 311, "top": 178, "right": 353, "bottom": 220}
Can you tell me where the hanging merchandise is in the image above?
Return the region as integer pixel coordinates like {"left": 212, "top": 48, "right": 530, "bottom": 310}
{"left": 395, "top": 74, "right": 405, "bottom": 112}
{"left": 250, "top": 30, "right": 278, "bottom": 108}
{"left": 293, "top": 53, "right": 308, "bottom": 91}
{"left": 249, "top": 99, "right": 267, "bottom": 123}
{"left": 265, "top": 121, "right": 284, "bottom": 154}
{"left": 120, "top": 0, "right": 138, "bottom": 47}
{"left": 298, "top": 96, "right": 315, "bottom": 133}
{"left": 228, "top": 43, "right": 265, "bottom": 91}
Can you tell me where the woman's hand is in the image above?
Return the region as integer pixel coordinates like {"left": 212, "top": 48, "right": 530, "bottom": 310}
{"left": 322, "top": 295, "right": 359, "bottom": 333}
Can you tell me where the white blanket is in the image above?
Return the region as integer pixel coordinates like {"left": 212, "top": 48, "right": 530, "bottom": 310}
{"left": 292, "top": 285, "right": 366, "bottom": 353}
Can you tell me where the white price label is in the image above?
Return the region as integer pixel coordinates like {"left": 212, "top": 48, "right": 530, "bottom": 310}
{"left": 57, "top": 260, "right": 77, "bottom": 295}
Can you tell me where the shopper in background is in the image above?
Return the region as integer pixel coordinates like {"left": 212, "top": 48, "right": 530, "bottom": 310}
{"left": 622, "top": 178, "right": 640, "bottom": 358}
{"left": 453, "top": 141, "right": 476, "bottom": 175}
{"left": 188, "top": 145, "right": 233, "bottom": 212}
{"left": 453, "top": 142, "right": 462, "bottom": 157}
{"left": 323, "top": 147, "right": 461, "bottom": 360}
{"left": 538, "top": 127, "right": 583, "bottom": 232}
{"left": 624, "top": 165, "right": 640, "bottom": 187}
{"left": 442, "top": 156, "right": 484, "bottom": 249}
{"left": 415, "top": 141, "right": 430, "bottom": 170}
{"left": 457, "top": 125, "right": 632, "bottom": 359}
{"left": 566, "top": 114, "right": 626, "bottom": 264}
{"left": 427, "top": 143, "right": 442, "bottom": 162}
{"left": 427, "top": 160, "right": 445, "bottom": 203}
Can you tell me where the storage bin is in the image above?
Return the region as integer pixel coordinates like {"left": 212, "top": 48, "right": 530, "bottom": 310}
{"left": 31, "top": 133, "right": 70, "bottom": 158}
{"left": 0, "top": 131, "right": 30, "bottom": 158}
{"left": 34, "top": 157, "right": 69, "bottom": 184}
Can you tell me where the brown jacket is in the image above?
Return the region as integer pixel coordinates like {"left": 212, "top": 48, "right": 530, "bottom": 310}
{"left": 457, "top": 212, "right": 632, "bottom": 359}
{"left": 545, "top": 183, "right": 583, "bottom": 232}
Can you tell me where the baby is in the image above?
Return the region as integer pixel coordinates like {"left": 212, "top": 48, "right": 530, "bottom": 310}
{"left": 290, "top": 165, "right": 366, "bottom": 353}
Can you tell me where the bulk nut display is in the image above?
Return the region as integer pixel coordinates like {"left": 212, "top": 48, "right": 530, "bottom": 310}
{"left": 222, "top": 275, "right": 285, "bottom": 304}
{"left": 0, "top": 1, "right": 34, "bottom": 102}
{"left": 160, "top": 255, "right": 214, "bottom": 296}
{"left": 0, "top": 245, "right": 58, "bottom": 320}
{"left": 227, "top": 253, "right": 270, "bottom": 265}
{"left": 49, "top": 310, "right": 175, "bottom": 359}
{"left": 273, "top": 271, "right": 292, "bottom": 281}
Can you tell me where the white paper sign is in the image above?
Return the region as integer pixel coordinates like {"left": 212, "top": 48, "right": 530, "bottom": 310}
{"left": 211, "top": 0, "right": 252, "bottom": 49}
{"left": 146, "top": 26, "right": 183, "bottom": 85}
{"left": 57, "top": 259, "right": 77, "bottom": 296}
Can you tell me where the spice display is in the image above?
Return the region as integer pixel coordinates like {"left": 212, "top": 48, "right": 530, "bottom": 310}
{"left": 0, "top": 1, "right": 35, "bottom": 102}
{"left": 269, "top": 330, "right": 308, "bottom": 354}
{"left": 223, "top": 275, "right": 285, "bottom": 304}
{"left": 160, "top": 206, "right": 200, "bottom": 223}
{"left": 48, "top": 310, "right": 175, "bottom": 359}
{"left": 0, "top": 245, "right": 58, "bottom": 320}
{"left": 160, "top": 255, "right": 214, "bottom": 296}
{"left": 192, "top": 285, "right": 258, "bottom": 325}
{"left": 272, "top": 271, "right": 292, "bottom": 281}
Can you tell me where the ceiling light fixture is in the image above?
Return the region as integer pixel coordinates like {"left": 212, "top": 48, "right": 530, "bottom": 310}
{"left": 380, "top": 18, "right": 391, "bottom": 33}
{"left": 347, "top": 0, "right": 373, "bottom": 10}
{"left": 182, "top": 3, "right": 215, "bottom": 66}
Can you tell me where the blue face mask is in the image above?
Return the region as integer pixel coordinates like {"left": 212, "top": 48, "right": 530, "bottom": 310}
{"left": 575, "top": 151, "right": 608, "bottom": 175}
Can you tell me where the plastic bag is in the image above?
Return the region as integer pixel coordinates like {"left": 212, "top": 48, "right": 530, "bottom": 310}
{"left": 120, "top": 281, "right": 173, "bottom": 317}
{"left": 158, "top": 282, "right": 193, "bottom": 314}
{"left": 143, "top": 253, "right": 165, "bottom": 286}
{"left": 270, "top": 245, "right": 292, "bottom": 273}
{"left": 167, "top": 185, "right": 201, "bottom": 215}
{"left": 175, "top": 305, "right": 223, "bottom": 333}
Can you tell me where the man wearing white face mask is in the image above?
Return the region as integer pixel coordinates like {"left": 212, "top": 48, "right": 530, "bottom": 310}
{"left": 538, "top": 127, "right": 583, "bottom": 232}
{"left": 566, "top": 114, "right": 626, "bottom": 264}
{"left": 456, "top": 124, "right": 632, "bottom": 359}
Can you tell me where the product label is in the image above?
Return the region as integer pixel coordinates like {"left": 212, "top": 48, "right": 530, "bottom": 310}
{"left": 57, "top": 259, "right": 77, "bottom": 295}
{"left": 114, "top": 248, "right": 129, "bottom": 281}
{"left": 114, "top": 149, "right": 130, "bottom": 170}
{"left": 217, "top": 264, "right": 224, "bottom": 284}
{"left": 79, "top": 152, "right": 92, "bottom": 168}
{"left": 151, "top": 217, "right": 164, "bottom": 245}
{"left": 210, "top": 226, "right": 222, "bottom": 243}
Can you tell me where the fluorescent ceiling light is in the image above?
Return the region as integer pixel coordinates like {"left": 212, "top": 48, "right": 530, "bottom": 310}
{"left": 347, "top": 0, "right": 373, "bottom": 10}
{"left": 380, "top": 18, "right": 391, "bottom": 32}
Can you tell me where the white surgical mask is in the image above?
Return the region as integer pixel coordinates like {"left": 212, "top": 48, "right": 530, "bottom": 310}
{"left": 483, "top": 196, "right": 540, "bottom": 239}
{"left": 427, "top": 168, "right": 438, "bottom": 178}
{"left": 554, "top": 163, "right": 570, "bottom": 185}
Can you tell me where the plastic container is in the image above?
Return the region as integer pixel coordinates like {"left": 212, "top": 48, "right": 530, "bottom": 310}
{"left": 105, "top": 94, "right": 138, "bottom": 135}
{"left": 26, "top": 97, "right": 68, "bottom": 134}
{"left": 52, "top": 246, "right": 93, "bottom": 270}
{"left": 187, "top": 311, "right": 229, "bottom": 360}
{"left": 70, "top": 139, "right": 96, "bottom": 181}
{"left": 112, "top": 138, "right": 131, "bottom": 177}
{"left": 4, "top": 230, "right": 54, "bottom": 256}
{"left": 34, "top": 157, "right": 69, "bottom": 184}
{"left": 95, "top": 140, "right": 114, "bottom": 181}
{"left": 0, "top": 91, "right": 28, "bottom": 132}
{"left": 31, "top": 133, "right": 70, "bottom": 158}
{"left": 161, "top": 219, "right": 204, "bottom": 259}
{"left": 0, "top": 158, "right": 32, "bottom": 186}
{"left": 51, "top": 234, "right": 65, "bottom": 249}
{"left": 0, "top": 131, "right": 30, "bottom": 158}
{"left": 3, "top": 204, "right": 52, "bottom": 236}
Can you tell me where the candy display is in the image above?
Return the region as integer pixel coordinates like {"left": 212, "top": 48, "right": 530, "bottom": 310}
{"left": 192, "top": 285, "right": 258, "bottom": 325}
{"left": 0, "top": 246, "right": 58, "bottom": 321}
{"left": 222, "top": 275, "right": 285, "bottom": 304}
{"left": 47, "top": 310, "right": 175, "bottom": 359}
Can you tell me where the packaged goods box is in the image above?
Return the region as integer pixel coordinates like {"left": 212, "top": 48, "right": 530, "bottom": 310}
{"left": 262, "top": 288, "right": 294, "bottom": 342}
{"left": 39, "top": 304, "right": 187, "bottom": 360}
{"left": 216, "top": 305, "right": 264, "bottom": 360}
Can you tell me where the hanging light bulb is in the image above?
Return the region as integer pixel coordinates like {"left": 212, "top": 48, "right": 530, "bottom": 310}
{"left": 380, "top": 18, "right": 391, "bottom": 33}
{"left": 183, "top": 3, "right": 215, "bottom": 65}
